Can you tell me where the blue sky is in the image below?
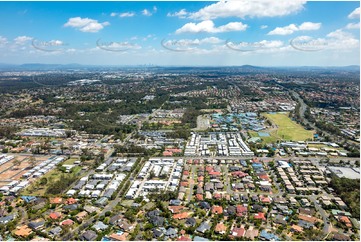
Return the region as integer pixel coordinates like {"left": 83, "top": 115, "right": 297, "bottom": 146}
{"left": 0, "top": 1, "right": 359, "bottom": 66}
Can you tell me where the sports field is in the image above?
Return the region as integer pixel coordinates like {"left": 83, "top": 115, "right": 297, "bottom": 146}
{"left": 250, "top": 112, "right": 314, "bottom": 143}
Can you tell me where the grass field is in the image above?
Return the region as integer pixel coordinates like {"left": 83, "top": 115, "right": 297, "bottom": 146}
{"left": 250, "top": 112, "right": 314, "bottom": 143}
{"left": 22, "top": 165, "right": 82, "bottom": 196}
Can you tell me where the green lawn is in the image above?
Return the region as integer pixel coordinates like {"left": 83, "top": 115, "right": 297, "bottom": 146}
{"left": 22, "top": 164, "right": 82, "bottom": 196}
{"left": 250, "top": 112, "right": 314, "bottom": 144}
{"left": 263, "top": 112, "right": 314, "bottom": 141}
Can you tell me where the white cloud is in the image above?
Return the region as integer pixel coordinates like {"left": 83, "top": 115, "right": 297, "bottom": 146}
{"left": 345, "top": 22, "right": 360, "bottom": 30}
{"left": 119, "top": 12, "right": 135, "bottom": 18}
{"left": 64, "top": 17, "right": 110, "bottom": 33}
{"left": 348, "top": 7, "right": 360, "bottom": 19}
{"left": 298, "top": 22, "right": 322, "bottom": 31}
{"left": 167, "top": 9, "right": 189, "bottom": 18}
{"left": 187, "top": 0, "right": 306, "bottom": 20}
{"left": 260, "top": 25, "right": 268, "bottom": 29}
{"left": 110, "top": 12, "right": 117, "bottom": 17}
{"left": 176, "top": 20, "right": 248, "bottom": 34}
{"left": 153, "top": 6, "right": 157, "bottom": 12}
{"left": 14, "top": 36, "right": 33, "bottom": 45}
{"left": 142, "top": 9, "right": 152, "bottom": 16}
{"left": 268, "top": 22, "right": 321, "bottom": 35}
{"left": 0, "top": 36, "right": 8, "bottom": 46}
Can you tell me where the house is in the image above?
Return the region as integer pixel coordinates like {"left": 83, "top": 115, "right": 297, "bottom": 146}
{"left": 0, "top": 214, "right": 16, "bottom": 224}
{"left": 169, "top": 206, "right": 185, "bottom": 214}
{"left": 149, "top": 216, "right": 165, "bottom": 226}
{"left": 165, "top": 227, "right": 178, "bottom": 239}
{"left": 260, "top": 230, "right": 280, "bottom": 241}
{"left": 118, "top": 220, "right": 134, "bottom": 232}
{"left": 298, "top": 220, "right": 314, "bottom": 229}
{"left": 93, "top": 221, "right": 108, "bottom": 231}
{"left": 298, "top": 208, "right": 315, "bottom": 216}
{"left": 177, "top": 235, "right": 191, "bottom": 241}
{"left": 49, "top": 226, "right": 62, "bottom": 237}
{"left": 244, "top": 228, "right": 259, "bottom": 240}
{"left": 49, "top": 212, "right": 62, "bottom": 220}
{"left": 298, "top": 214, "right": 318, "bottom": 224}
{"left": 63, "top": 204, "right": 78, "bottom": 211}
{"left": 185, "top": 217, "right": 196, "bottom": 227}
{"left": 173, "top": 212, "right": 190, "bottom": 220}
{"left": 83, "top": 205, "right": 98, "bottom": 214}
{"left": 254, "top": 212, "right": 266, "bottom": 221}
{"left": 212, "top": 205, "right": 223, "bottom": 214}
{"left": 291, "top": 224, "right": 303, "bottom": 233}
{"left": 60, "top": 219, "right": 74, "bottom": 226}
{"left": 252, "top": 204, "right": 263, "bottom": 212}
{"left": 236, "top": 205, "right": 248, "bottom": 217}
{"left": 338, "top": 216, "right": 352, "bottom": 228}
{"left": 65, "top": 198, "right": 77, "bottom": 205}
{"left": 196, "top": 194, "right": 203, "bottom": 201}
{"left": 231, "top": 227, "right": 245, "bottom": 238}
{"left": 215, "top": 222, "right": 227, "bottom": 234}
{"left": 196, "top": 221, "right": 211, "bottom": 233}
{"left": 81, "top": 230, "right": 97, "bottom": 241}
{"left": 109, "top": 232, "right": 129, "bottom": 241}
{"left": 274, "top": 215, "right": 287, "bottom": 225}
{"left": 213, "top": 193, "right": 222, "bottom": 200}
{"left": 28, "top": 219, "right": 45, "bottom": 231}
{"left": 193, "top": 236, "right": 209, "bottom": 241}
{"left": 76, "top": 211, "right": 88, "bottom": 222}
{"left": 152, "top": 227, "right": 166, "bottom": 238}
{"left": 49, "top": 197, "right": 63, "bottom": 204}
{"left": 225, "top": 206, "right": 236, "bottom": 216}
{"left": 170, "top": 199, "right": 181, "bottom": 206}
{"left": 332, "top": 233, "right": 350, "bottom": 241}
{"left": 14, "top": 225, "right": 33, "bottom": 237}
{"left": 199, "top": 201, "right": 210, "bottom": 210}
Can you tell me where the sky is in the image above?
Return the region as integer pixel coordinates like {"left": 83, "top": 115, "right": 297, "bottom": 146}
{"left": 0, "top": 1, "right": 360, "bottom": 66}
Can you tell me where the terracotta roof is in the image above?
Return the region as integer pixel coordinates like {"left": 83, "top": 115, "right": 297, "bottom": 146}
{"left": 212, "top": 205, "right": 223, "bottom": 214}
{"left": 291, "top": 224, "right": 303, "bottom": 232}
{"left": 231, "top": 227, "right": 245, "bottom": 237}
{"left": 66, "top": 198, "right": 77, "bottom": 205}
{"left": 169, "top": 206, "right": 185, "bottom": 214}
{"left": 215, "top": 223, "right": 227, "bottom": 233}
{"left": 254, "top": 212, "right": 266, "bottom": 220}
{"left": 49, "top": 212, "right": 62, "bottom": 220}
{"left": 173, "top": 212, "right": 190, "bottom": 220}
{"left": 196, "top": 194, "right": 203, "bottom": 201}
{"left": 177, "top": 235, "right": 191, "bottom": 241}
{"left": 298, "top": 214, "right": 318, "bottom": 223}
{"left": 60, "top": 219, "right": 74, "bottom": 226}
{"left": 14, "top": 225, "right": 32, "bottom": 237}
{"left": 50, "top": 197, "right": 63, "bottom": 204}
{"left": 109, "top": 233, "right": 129, "bottom": 241}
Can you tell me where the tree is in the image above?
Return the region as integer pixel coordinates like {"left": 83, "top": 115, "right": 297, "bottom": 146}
{"left": 28, "top": 156, "right": 37, "bottom": 168}
{"left": 12, "top": 159, "right": 21, "bottom": 169}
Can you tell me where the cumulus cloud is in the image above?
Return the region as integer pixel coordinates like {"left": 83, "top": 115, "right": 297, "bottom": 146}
{"left": 14, "top": 36, "right": 33, "bottom": 45}
{"left": 119, "top": 12, "right": 135, "bottom": 18}
{"left": 345, "top": 22, "right": 360, "bottom": 30}
{"left": 268, "top": 22, "right": 321, "bottom": 35}
{"left": 0, "top": 36, "right": 8, "bottom": 46}
{"left": 167, "top": 9, "right": 188, "bottom": 18}
{"left": 176, "top": 20, "right": 248, "bottom": 34}
{"left": 348, "top": 7, "right": 360, "bottom": 19}
{"left": 260, "top": 25, "right": 268, "bottom": 29}
{"left": 64, "top": 17, "right": 110, "bottom": 33}
{"left": 187, "top": 0, "right": 306, "bottom": 20}
{"left": 142, "top": 9, "right": 152, "bottom": 16}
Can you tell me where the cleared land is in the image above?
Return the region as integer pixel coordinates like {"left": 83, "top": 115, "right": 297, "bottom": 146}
{"left": 250, "top": 112, "right": 313, "bottom": 143}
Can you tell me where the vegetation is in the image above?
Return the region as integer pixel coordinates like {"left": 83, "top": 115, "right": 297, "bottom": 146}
{"left": 329, "top": 175, "right": 360, "bottom": 218}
